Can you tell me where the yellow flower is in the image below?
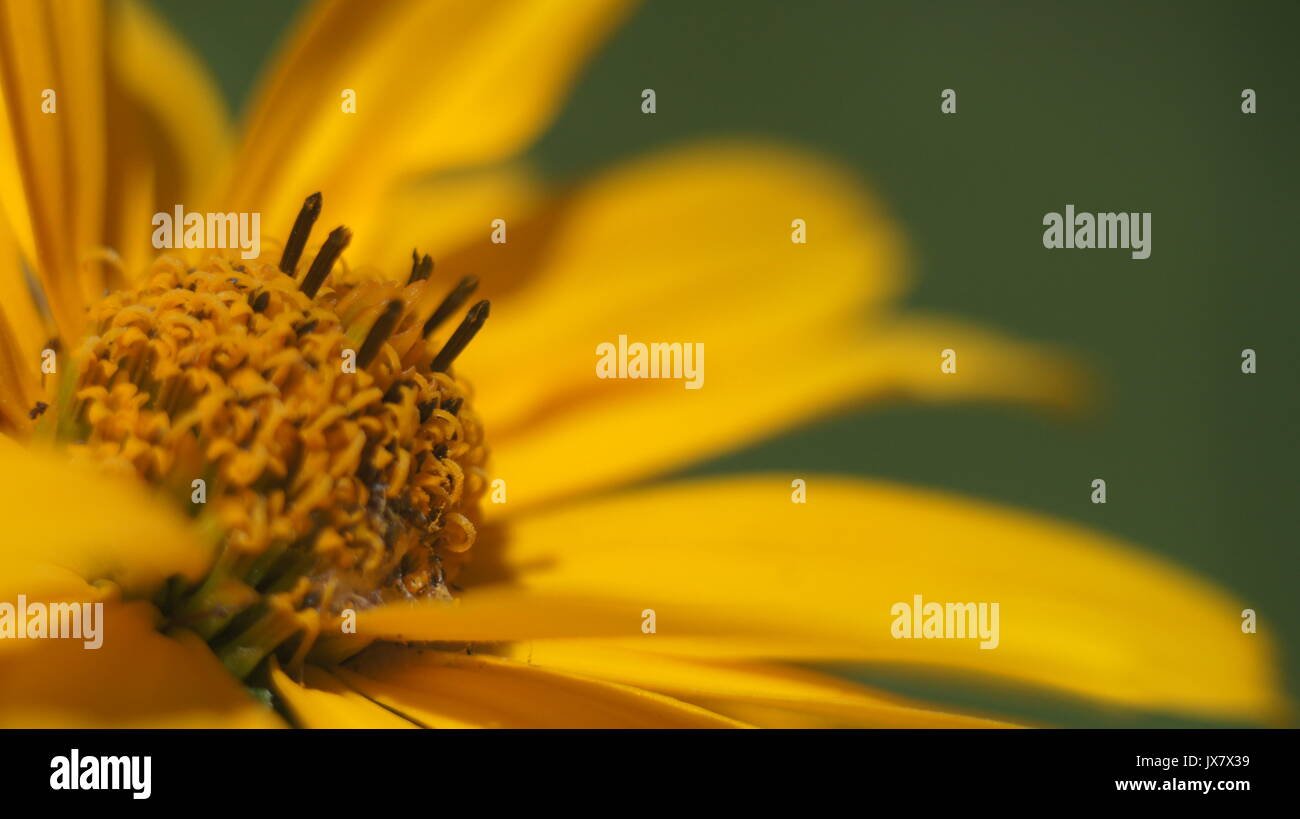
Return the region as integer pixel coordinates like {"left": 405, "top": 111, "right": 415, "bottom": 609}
{"left": 0, "top": 0, "right": 1284, "bottom": 728}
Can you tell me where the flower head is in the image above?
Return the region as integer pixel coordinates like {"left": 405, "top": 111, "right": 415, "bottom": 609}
{"left": 0, "top": 0, "right": 1285, "bottom": 728}
{"left": 62, "top": 194, "right": 495, "bottom": 680}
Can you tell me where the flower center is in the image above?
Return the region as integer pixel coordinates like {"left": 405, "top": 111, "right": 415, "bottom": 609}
{"left": 55, "top": 193, "right": 490, "bottom": 676}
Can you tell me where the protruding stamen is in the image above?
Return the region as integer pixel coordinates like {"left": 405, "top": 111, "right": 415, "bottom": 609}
{"left": 357, "top": 300, "right": 403, "bottom": 369}
{"left": 408, "top": 253, "right": 434, "bottom": 284}
{"left": 299, "top": 226, "right": 352, "bottom": 299}
{"left": 430, "top": 300, "right": 489, "bottom": 373}
{"left": 279, "top": 193, "right": 322, "bottom": 274}
{"left": 250, "top": 291, "right": 270, "bottom": 313}
{"left": 421, "top": 276, "right": 478, "bottom": 338}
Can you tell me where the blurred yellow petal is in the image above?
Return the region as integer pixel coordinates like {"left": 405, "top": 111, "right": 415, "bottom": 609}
{"left": 485, "top": 318, "right": 1081, "bottom": 517}
{"left": 453, "top": 145, "right": 1076, "bottom": 516}
{"left": 458, "top": 144, "right": 892, "bottom": 512}
{"left": 685, "top": 700, "right": 842, "bottom": 728}
{"left": 0, "top": 601, "right": 284, "bottom": 728}
{"left": 502, "top": 641, "right": 1015, "bottom": 728}
{"left": 227, "top": 0, "right": 632, "bottom": 241}
{"left": 268, "top": 659, "right": 418, "bottom": 728}
{"left": 0, "top": 561, "right": 100, "bottom": 611}
{"left": 0, "top": 0, "right": 106, "bottom": 340}
{"left": 338, "top": 644, "right": 748, "bottom": 728}
{"left": 466, "top": 143, "right": 901, "bottom": 429}
{"left": 463, "top": 475, "right": 1285, "bottom": 722}
{"left": 688, "top": 699, "right": 979, "bottom": 729}
{"left": 850, "top": 315, "right": 1087, "bottom": 410}
{"left": 0, "top": 300, "right": 41, "bottom": 436}
{"left": 104, "top": 0, "right": 232, "bottom": 276}
{"left": 354, "top": 163, "right": 544, "bottom": 283}
{"left": 0, "top": 218, "right": 47, "bottom": 376}
{"left": 0, "top": 442, "right": 213, "bottom": 594}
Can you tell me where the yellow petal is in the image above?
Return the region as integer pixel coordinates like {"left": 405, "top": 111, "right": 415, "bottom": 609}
{"left": 684, "top": 700, "right": 848, "bottom": 729}
{"left": 0, "top": 299, "right": 41, "bottom": 436}
{"left": 502, "top": 641, "right": 1015, "bottom": 728}
{"left": 464, "top": 143, "right": 893, "bottom": 514}
{"left": 461, "top": 475, "right": 1285, "bottom": 722}
{"left": 0, "top": 561, "right": 100, "bottom": 612}
{"left": 358, "top": 579, "right": 772, "bottom": 644}
{"left": 0, "top": 0, "right": 105, "bottom": 340}
{"left": 353, "top": 163, "right": 544, "bottom": 283}
{"left": 226, "top": 0, "right": 632, "bottom": 242}
{"left": 465, "top": 143, "right": 900, "bottom": 429}
{"left": 358, "top": 588, "right": 651, "bottom": 643}
{"left": 268, "top": 658, "right": 418, "bottom": 728}
{"left": 487, "top": 317, "right": 1082, "bottom": 517}
{"left": 336, "top": 644, "right": 748, "bottom": 728}
{"left": 843, "top": 314, "right": 1088, "bottom": 410}
{"left": 0, "top": 0, "right": 229, "bottom": 335}
{"left": 104, "top": 0, "right": 232, "bottom": 276}
{"left": 0, "top": 442, "right": 214, "bottom": 595}
{"left": 453, "top": 144, "right": 1077, "bottom": 516}
{"left": 0, "top": 601, "right": 284, "bottom": 728}
{"left": 0, "top": 217, "right": 48, "bottom": 377}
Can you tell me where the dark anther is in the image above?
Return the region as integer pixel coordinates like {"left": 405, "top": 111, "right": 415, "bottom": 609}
{"left": 407, "top": 253, "right": 434, "bottom": 285}
{"left": 383, "top": 380, "right": 410, "bottom": 403}
{"left": 421, "top": 276, "right": 478, "bottom": 338}
{"left": 442, "top": 397, "right": 463, "bottom": 416}
{"left": 357, "top": 300, "right": 403, "bottom": 369}
{"left": 299, "top": 226, "right": 352, "bottom": 299}
{"left": 250, "top": 291, "right": 270, "bottom": 313}
{"left": 28, "top": 401, "right": 48, "bottom": 420}
{"left": 429, "top": 301, "right": 489, "bottom": 373}
{"left": 417, "top": 401, "right": 436, "bottom": 423}
{"left": 357, "top": 459, "right": 379, "bottom": 486}
{"left": 433, "top": 443, "right": 449, "bottom": 460}
{"left": 295, "top": 318, "right": 319, "bottom": 337}
{"left": 279, "top": 192, "right": 322, "bottom": 274}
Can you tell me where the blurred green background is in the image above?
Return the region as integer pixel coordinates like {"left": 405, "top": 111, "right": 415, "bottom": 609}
{"left": 151, "top": 0, "right": 1298, "bottom": 727}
